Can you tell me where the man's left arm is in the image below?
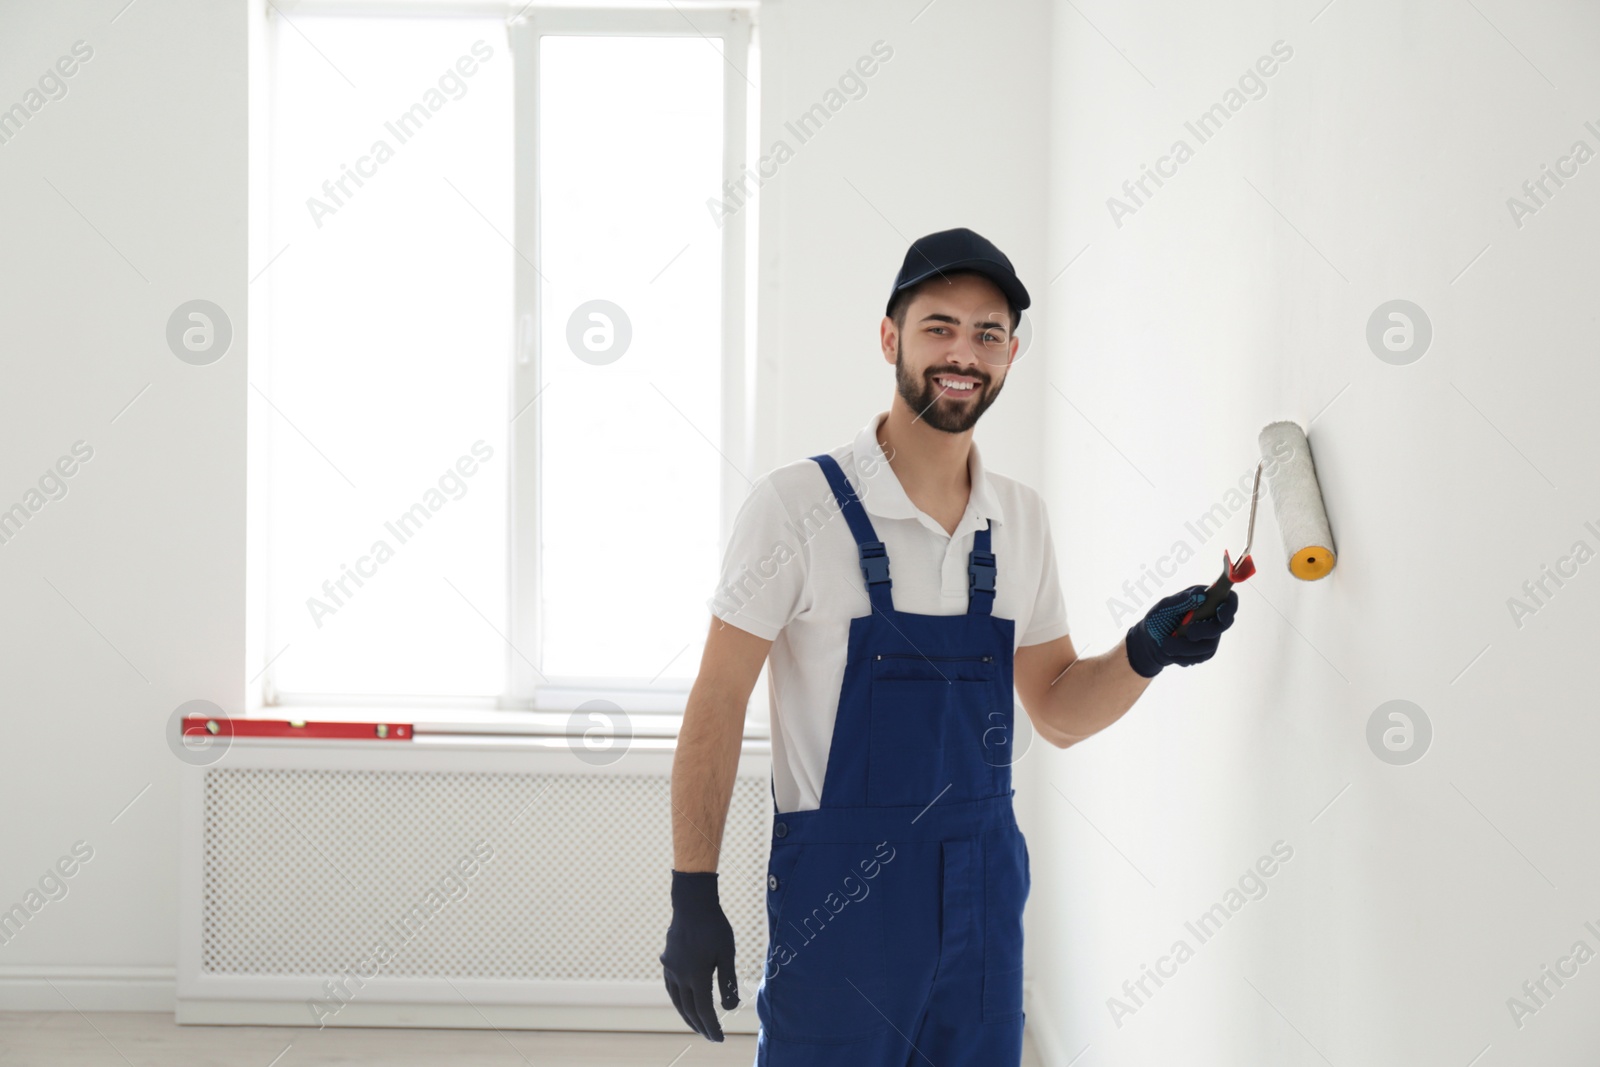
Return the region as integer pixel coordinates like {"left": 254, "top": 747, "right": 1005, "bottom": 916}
{"left": 1015, "top": 634, "right": 1152, "bottom": 749}
{"left": 1016, "top": 584, "right": 1240, "bottom": 748}
{"left": 1010, "top": 490, "right": 1155, "bottom": 749}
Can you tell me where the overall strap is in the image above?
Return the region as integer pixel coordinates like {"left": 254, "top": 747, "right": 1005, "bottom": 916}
{"left": 810, "top": 453, "right": 894, "bottom": 615}
{"left": 967, "top": 519, "right": 996, "bottom": 615}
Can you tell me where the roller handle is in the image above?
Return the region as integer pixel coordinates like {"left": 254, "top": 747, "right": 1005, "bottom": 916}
{"left": 1171, "top": 550, "right": 1254, "bottom": 639}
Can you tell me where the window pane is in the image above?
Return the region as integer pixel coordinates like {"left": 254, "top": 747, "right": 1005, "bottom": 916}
{"left": 266, "top": 17, "right": 512, "bottom": 698}
{"left": 537, "top": 36, "right": 724, "bottom": 685}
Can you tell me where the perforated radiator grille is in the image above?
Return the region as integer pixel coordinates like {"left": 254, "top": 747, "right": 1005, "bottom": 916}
{"left": 202, "top": 768, "right": 771, "bottom": 988}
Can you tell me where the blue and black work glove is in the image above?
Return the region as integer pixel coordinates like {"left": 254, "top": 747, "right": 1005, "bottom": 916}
{"left": 660, "top": 870, "right": 739, "bottom": 1042}
{"left": 1124, "top": 583, "right": 1239, "bottom": 678}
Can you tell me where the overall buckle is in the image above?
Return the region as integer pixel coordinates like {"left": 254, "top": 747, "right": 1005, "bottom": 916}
{"left": 968, "top": 550, "right": 996, "bottom": 594}
{"left": 859, "top": 541, "right": 891, "bottom": 585}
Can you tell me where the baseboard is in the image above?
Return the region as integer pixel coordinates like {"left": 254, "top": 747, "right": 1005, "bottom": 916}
{"left": 176, "top": 999, "right": 761, "bottom": 1033}
{"left": 0, "top": 965, "right": 176, "bottom": 1011}
{"left": 0, "top": 965, "right": 760, "bottom": 1035}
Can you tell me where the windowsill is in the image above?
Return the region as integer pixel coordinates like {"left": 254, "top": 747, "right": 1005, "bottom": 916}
{"left": 247, "top": 705, "right": 771, "bottom": 742}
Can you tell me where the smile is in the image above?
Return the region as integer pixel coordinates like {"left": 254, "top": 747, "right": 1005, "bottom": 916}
{"left": 933, "top": 374, "right": 982, "bottom": 395}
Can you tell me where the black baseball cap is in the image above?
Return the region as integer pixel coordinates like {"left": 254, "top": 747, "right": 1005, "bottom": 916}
{"left": 884, "top": 227, "right": 1030, "bottom": 320}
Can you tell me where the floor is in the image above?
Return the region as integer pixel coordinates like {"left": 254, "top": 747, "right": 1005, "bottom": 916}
{"left": 0, "top": 1013, "right": 1047, "bottom": 1065}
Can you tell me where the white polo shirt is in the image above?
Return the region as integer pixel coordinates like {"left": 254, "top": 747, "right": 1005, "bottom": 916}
{"left": 706, "top": 410, "right": 1071, "bottom": 813}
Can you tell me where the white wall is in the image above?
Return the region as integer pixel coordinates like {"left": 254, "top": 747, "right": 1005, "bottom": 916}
{"left": 0, "top": 0, "right": 246, "bottom": 1007}
{"left": 0, "top": 0, "right": 1052, "bottom": 1009}
{"left": 1024, "top": 2, "right": 1600, "bottom": 1064}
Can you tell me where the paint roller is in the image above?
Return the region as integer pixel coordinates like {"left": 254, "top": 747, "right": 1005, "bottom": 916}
{"left": 1257, "top": 420, "right": 1336, "bottom": 581}
{"left": 1171, "top": 420, "right": 1335, "bottom": 636}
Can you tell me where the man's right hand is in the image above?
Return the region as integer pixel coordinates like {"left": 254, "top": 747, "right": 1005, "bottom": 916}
{"left": 659, "top": 869, "right": 740, "bottom": 1041}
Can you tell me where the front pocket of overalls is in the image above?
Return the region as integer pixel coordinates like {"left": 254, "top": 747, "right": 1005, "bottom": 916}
{"left": 868, "top": 655, "right": 998, "bottom": 807}
{"left": 758, "top": 840, "right": 891, "bottom": 1042}
{"left": 982, "top": 825, "right": 1030, "bottom": 1021}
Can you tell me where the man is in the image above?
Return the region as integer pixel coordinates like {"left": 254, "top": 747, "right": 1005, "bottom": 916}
{"left": 659, "top": 227, "right": 1239, "bottom": 1065}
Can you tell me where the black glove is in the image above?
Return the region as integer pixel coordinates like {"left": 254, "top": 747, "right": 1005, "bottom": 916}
{"left": 1124, "top": 583, "right": 1238, "bottom": 678}
{"left": 659, "top": 870, "right": 739, "bottom": 1041}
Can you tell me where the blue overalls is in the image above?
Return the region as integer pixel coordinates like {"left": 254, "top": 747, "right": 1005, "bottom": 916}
{"left": 754, "top": 452, "right": 1031, "bottom": 1066}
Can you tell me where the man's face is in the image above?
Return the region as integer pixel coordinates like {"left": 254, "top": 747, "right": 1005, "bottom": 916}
{"left": 884, "top": 273, "right": 1017, "bottom": 434}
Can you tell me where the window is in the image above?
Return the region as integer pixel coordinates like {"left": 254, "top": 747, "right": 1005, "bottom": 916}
{"left": 257, "top": 6, "right": 754, "bottom": 715}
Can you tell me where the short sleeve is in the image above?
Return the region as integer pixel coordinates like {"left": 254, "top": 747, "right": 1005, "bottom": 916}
{"left": 1019, "top": 494, "right": 1070, "bottom": 647}
{"left": 705, "top": 473, "right": 807, "bottom": 642}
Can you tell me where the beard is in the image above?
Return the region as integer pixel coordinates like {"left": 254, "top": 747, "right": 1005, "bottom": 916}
{"left": 894, "top": 339, "right": 1004, "bottom": 434}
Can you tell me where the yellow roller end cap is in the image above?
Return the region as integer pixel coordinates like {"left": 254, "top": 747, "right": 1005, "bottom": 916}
{"left": 1290, "top": 546, "right": 1335, "bottom": 581}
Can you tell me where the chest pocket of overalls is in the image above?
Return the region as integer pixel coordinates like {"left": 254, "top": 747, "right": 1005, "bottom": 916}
{"left": 868, "top": 653, "right": 1003, "bottom": 807}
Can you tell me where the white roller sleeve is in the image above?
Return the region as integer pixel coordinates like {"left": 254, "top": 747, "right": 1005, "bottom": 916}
{"left": 1258, "top": 420, "right": 1336, "bottom": 580}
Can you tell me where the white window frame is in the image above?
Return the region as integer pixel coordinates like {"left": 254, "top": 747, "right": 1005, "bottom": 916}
{"left": 510, "top": 6, "right": 755, "bottom": 713}
{"left": 249, "top": 2, "right": 758, "bottom": 718}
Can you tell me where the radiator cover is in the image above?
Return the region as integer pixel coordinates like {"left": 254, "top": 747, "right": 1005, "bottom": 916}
{"left": 178, "top": 738, "right": 774, "bottom": 1031}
